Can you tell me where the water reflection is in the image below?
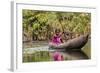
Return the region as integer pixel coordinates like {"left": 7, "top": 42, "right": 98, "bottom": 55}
{"left": 23, "top": 40, "right": 90, "bottom": 62}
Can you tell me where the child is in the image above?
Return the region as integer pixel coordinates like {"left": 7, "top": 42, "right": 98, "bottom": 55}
{"left": 49, "top": 29, "right": 63, "bottom": 47}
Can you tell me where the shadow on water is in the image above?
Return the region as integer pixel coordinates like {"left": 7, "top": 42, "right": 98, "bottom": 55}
{"left": 63, "top": 50, "right": 89, "bottom": 60}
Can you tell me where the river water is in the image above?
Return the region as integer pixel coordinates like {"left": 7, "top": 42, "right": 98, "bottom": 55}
{"left": 23, "top": 40, "right": 91, "bottom": 62}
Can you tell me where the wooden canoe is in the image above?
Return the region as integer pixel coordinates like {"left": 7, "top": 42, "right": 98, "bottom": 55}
{"left": 49, "top": 34, "right": 89, "bottom": 50}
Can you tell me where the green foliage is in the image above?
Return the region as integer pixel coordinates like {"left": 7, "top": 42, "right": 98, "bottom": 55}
{"left": 23, "top": 9, "right": 91, "bottom": 41}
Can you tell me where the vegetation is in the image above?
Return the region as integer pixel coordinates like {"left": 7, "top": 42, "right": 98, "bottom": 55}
{"left": 23, "top": 9, "right": 91, "bottom": 42}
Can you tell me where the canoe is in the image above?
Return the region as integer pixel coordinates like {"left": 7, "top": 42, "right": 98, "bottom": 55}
{"left": 49, "top": 34, "right": 89, "bottom": 50}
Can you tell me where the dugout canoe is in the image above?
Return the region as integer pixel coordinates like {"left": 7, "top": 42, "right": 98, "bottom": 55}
{"left": 49, "top": 34, "right": 89, "bottom": 50}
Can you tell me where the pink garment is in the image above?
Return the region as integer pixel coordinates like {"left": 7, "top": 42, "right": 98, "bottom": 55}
{"left": 53, "top": 52, "right": 64, "bottom": 61}
{"left": 51, "top": 35, "right": 62, "bottom": 45}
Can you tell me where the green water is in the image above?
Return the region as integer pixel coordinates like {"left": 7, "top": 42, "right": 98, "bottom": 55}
{"left": 23, "top": 40, "right": 91, "bottom": 62}
{"left": 23, "top": 51, "right": 52, "bottom": 62}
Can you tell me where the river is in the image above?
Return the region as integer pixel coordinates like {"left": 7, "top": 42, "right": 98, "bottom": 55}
{"left": 23, "top": 40, "right": 91, "bottom": 62}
